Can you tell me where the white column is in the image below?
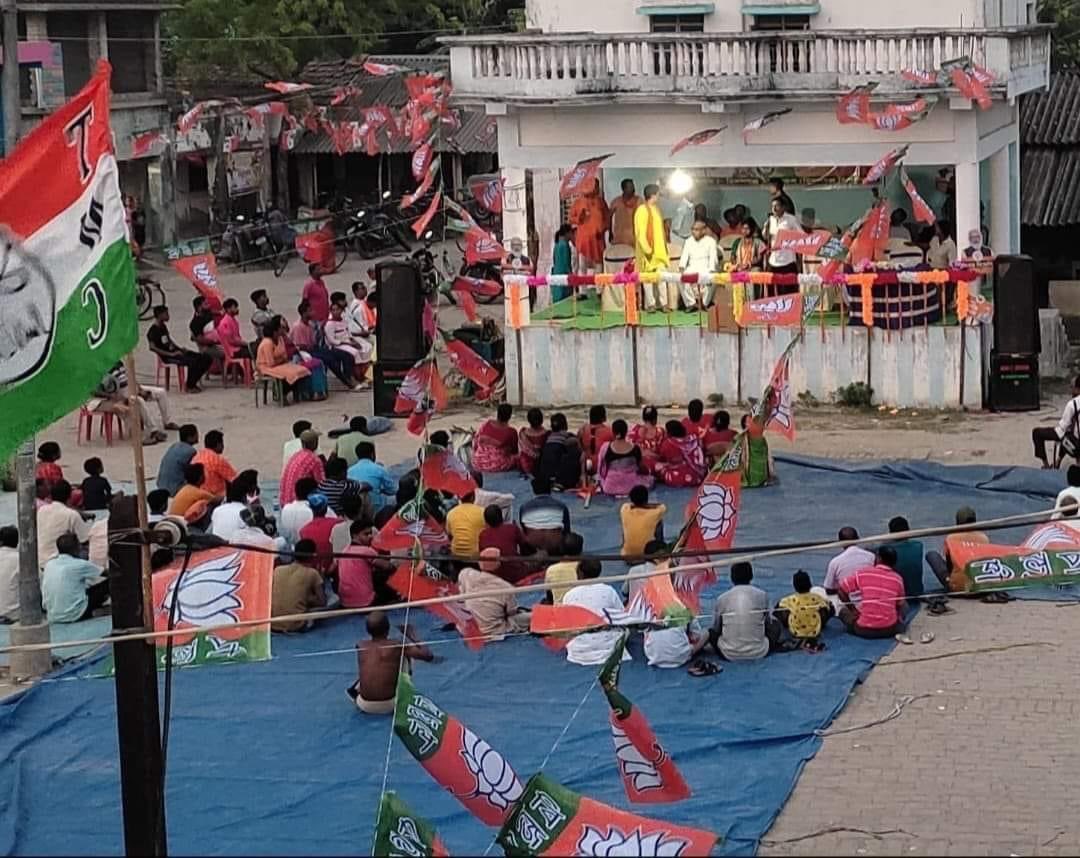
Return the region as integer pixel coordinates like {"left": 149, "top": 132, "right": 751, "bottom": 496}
{"left": 500, "top": 165, "right": 527, "bottom": 252}
{"left": 530, "top": 167, "right": 561, "bottom": 312}
{"left": 953, "top": 160, "right": 981, "bottom": 256}
{"left": 989, "top": 146, "right": 1011, "bottom": 255}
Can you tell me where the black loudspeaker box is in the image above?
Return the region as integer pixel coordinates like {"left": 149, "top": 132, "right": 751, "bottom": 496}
{"left": 988, "top": 351, "right": 1040, "bottom": 412}
{"left": 375, "top": 260, "right": 426, "bottom": 362}
{"left": 992, "top": 255, "right": 1040, "bottom": 355}
{"left": 373, "top": 360, "right": 415, "bottom": 418}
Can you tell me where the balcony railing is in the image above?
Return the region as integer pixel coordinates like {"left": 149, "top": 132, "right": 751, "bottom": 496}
{"left": 444, "top": 26, "right": 1051, "bottom": 102}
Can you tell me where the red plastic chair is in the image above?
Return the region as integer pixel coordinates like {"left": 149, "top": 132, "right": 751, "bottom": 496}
{"left": 77, "top": 404, "right": 125, "bottom": 447}
{"left": 155, "top": 356, "right": 187, "bottom": 392}
{"left": 221, "top": 342, "right": 253, "bottom": 387}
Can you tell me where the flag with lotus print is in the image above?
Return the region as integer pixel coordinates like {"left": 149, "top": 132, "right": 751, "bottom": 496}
{"left": 95, "top": 547, "right": 273, "bottom": 676}
{"left": 753, "top": 338, "right": 799, "bottom": 442}
{"left": 0, "top": 62, "right": 139, "bottom": 462}
{"left": 599, "top": 636, "right": 691, "bottom": 804}
{"left": 387, "top": 561, "right": 484, "bottom": 650}
{"left": 678, "top": 460, "right": 742, "bottom": 611}
{"left": 372, "top": 792, "right": 450, "bottom": 857}
{"left": 626, "top": 567, "right": 693, "bottom": 628}
{"left": 497, "top": 773, "right": 718, "bottom": 856}
{"left": 421, "top": 446, "right": 478, "bottom": 498}
{"left": 395, "top": 672, "right": 524, "bottom": 827}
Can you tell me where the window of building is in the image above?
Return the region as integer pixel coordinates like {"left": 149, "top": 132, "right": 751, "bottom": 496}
{"left": 650, "top": 13, "right": 705, "bottom": 74}
{"left": 107, "top": 12, "right": 154, "bottom": 94}
{"left": 649, "top": 13, "right": 706, "bottom": 32}
{"left": 47, "top": 12, "right": 92, "bottom": 97}
{"left": 1026, "top": 0, "right": 1037, "bottom": 24}
{"left": 750, "top": 13, "right": 810, "bottom": 31}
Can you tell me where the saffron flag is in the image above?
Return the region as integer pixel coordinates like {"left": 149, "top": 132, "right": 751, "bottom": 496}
{"left": 817, "top": 224, "right": 857, "bottom": 281}
{"left": 445, "top": 196, "right": 480, "bottom": 231}
{"left": 559, "top": 154, "right": 613, "bottom": 199}
{"left": 330, "top": 86, "right": 363, "bottom": 106}
{"left": 683, "top": 469, "right": 741, "bottom": 556}
{"left": 387, "top": 562, "right": 482, "bottom": 648}
{"left": 151, "top": 547, "right": 273, "bottom": 669}
{"left": 470, "top": 175, "right": 505, "bottom": 214}
{"left": 497, "top": 773, "right": 719, "bottom": 856}
{"left": 742, "top": 107, "right": 791, "bottom": 139}
{"left": 376, "top": 508, "right": 450, "bottom": 553}
{"left": 0, "top": 62, "right": 139, "bottom": 462}
{"left": 950, "top": 65, "right": 992, "bottom": 110}
{"left": 372, "top": 792, "right": 450, "bottom": 857}
{"left": 394, "top": 361, "right": 442, "bottom": 415}
{"left": 530, "top": 603, "right": 609, "bottom": 637}
{"left": 364, "top": 60, "right": 410, "bottom": 76}
{"left": 464, "top": 228, "right": 504, "bottom": 264}
{"left": 885, "top": 97, "right": 929, "bottom": 117}
{"left": 836, "top": 87, "right": 872, "bottom": 124}
{"left": 265, "top": 81, "right": 311, "bottom": 94}
{"left": 395, "top": 672, "right": 525, "bottom": 826}
{"left": 626, "top": 566, "right": 693, "bottom": 628}
{"left": 863, "top": 145, "right": 909, "bottom": 185}
{"left": 451, "top": 283, "right": 478, "bottom": 322}
{"left": 773, "top": 229, "right": 831, "bottom": 256}
{"left": 421, "top": 447, "right": 478, "bottom": 498}
{"left": 172, "top": 253, "right": 225, "bottom": 312}
{"left": 1021, "top": 523, "right": 1080, "bottom": 552}
{"left": 849, "top": 201, "right": 890, "bottom": 267}
{"left": 446, "top": 339, "right": 500, "bottom": 389}
{"left": 865, "top": 111, "right": 920, "bottom": 132}
{"left": 902, "top": 69, "right": 939, "bottom": 85}
{"left": 600, "top": 636, "right": 692, "bottom": 804}
{"left": 131, "top": 129, "right": 164, "bottom": 158}
{"left": 762, "top": 344, "right": 797, "bottom": 441}
{"left": 412, "top": 191, "right": 443, "bottom": 239}
{"left": 963, "top": 548, "right": 1080, "bottom": 592}
{"left": 412, "top": 143, "right": 434, "bottom": 182}
{"left": 453, "top": 274, "right": 502, "bottom": 298}
{"left": 401, "top": 160, "right": 440, "bottom": 209}
{"left": 901, "top": 168, "right": 936, "bottom": 225}
{"left": 738, "top": 294, "right": 803, "bottom": 328}
{"left": 669, "top": 127, "right": 725, "bottom": 156}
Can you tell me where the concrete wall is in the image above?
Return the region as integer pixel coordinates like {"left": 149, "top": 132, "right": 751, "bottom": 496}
{"left": 507, "top": 324, "right": 983, "bottom": 408}
{"left": 524, "top": 0, "right": 993, "bottom": 35}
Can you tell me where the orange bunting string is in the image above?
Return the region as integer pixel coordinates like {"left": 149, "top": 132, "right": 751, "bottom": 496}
{"left": 956, "top": 281, "right": 970, "bottom": 322}
{"left": 508, "top": 283, "right": 525, "bottom": 330}
{"left": 624, "top": 283, "right": 640, "bottom": 326}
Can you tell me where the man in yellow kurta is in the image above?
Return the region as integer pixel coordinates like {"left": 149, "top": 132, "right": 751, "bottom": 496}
{"left": 633, "top": 183, "right": 669, "bottom": 311}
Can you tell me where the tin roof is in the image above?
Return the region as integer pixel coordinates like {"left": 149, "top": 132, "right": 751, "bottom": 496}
{"left": 1020, "top": 72, "right": 1080, "bottom": 227}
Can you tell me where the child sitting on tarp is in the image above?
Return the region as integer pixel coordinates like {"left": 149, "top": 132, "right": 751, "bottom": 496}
{"left": 775, "top": 571, "right": 833, "bottom": 653}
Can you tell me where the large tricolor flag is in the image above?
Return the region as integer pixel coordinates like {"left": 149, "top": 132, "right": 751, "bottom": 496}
{"left": 0, "top": 62, "right": 137, "bottom": 461}
{"left": 600, "top": 635, "right": 692, "bottom": 804}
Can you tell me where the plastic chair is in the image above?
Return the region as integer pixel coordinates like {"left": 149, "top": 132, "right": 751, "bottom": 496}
{"left": 155, "top": 356, "right": 187, "bottom": 392}
{"left": 254, "top": 374, "right": 286, "bottom": 408}
{"left": 222, "top": 344, "right": 254, "bottom": 388}
{"left": 77, "top": 404, "right": 125, "bottom": 446}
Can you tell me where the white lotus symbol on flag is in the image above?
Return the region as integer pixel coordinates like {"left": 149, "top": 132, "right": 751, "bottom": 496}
{"left": 399, "top": 370, "right": 426, "bottom": 406}
{"left": 612, "top": 723, "right": 663, "bottom": 793}
{"left": 577, "top": 825, "right": 690, "bottom": 857}
{"left": 460, "top": 727, "right": 523, "bottom": 810}
{"left": 192, "top": 261, "right": 216, "bottom": 288}
{"left": 161, "top": 551, "right": 244, "bottom": 627}
{"left": 697, "top": 483, "right": 736, "bottom": 543}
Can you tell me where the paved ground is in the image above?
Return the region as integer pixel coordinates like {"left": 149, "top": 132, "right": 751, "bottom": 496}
{"left": 5, "top": 253, "right": 1080, "bottom": 853}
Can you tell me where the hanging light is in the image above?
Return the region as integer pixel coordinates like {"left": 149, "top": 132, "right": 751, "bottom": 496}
{"left": 667, "top": 169, "right": 694, "bottom": 196}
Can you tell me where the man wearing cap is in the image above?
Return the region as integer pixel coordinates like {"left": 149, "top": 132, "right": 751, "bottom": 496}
{"left": 280, "top": 430, "right": 326, "bottom": 506}
{"left": 458, "top": 549, "right": 532, "bottom": 641}
{"left": 298, "top": 493, "right": 342, "bottom": 576}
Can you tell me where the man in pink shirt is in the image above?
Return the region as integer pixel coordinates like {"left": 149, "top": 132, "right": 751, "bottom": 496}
{"left": 216, "top": 298, "right": 254, "bottom": 358}
{"left": 302, "top": 264, "right": 331, "bottom": 322}
{"left": 339, "top": 518, "right": 393, "bottom": 608}
{"left": 280, "top": 430, "right": 325, "bottom": 506}
{"left": 837, "top": 545, "right": 907, "bottom": 639}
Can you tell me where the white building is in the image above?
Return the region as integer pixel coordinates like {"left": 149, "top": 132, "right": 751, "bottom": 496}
{"left": 445, "top": 0, "right": 1049, "bottom": 273}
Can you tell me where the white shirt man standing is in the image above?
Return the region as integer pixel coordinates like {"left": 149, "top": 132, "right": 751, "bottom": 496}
{"left": 678, "top": 220, "right": 720, "bottom": 310}
{"left": 764, "top": 198, "right": 802, "bottom": 273}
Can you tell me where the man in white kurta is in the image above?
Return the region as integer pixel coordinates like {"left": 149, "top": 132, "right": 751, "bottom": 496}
{"left": 678, "top": 220, "right": 720, "bottom": 310}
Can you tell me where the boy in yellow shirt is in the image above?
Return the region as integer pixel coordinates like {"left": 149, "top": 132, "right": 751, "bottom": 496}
{"left": 620, "top": 485, "right": 666, "bottom": 562}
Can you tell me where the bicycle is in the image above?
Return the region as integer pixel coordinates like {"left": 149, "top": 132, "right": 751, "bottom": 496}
{"left": 136, "top": 275, "right": 165, "bottom": 320}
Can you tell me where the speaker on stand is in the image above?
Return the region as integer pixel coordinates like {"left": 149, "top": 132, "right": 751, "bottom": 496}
{"left": 988, "top": 254, "right": 1041, "bottom": 412}
{"left": 373, "top": 260, "right": 427, "bottom": 417}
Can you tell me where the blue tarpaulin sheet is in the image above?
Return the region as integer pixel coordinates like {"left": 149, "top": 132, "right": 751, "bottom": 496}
{"left": 0, "top": 456, "right": 1064, "bottom": 856}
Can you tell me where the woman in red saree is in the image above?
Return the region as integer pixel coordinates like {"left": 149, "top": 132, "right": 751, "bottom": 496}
{"left": 629, "top": 405, "right": 666, "bottom": 470}
{"left": 473, "top": 403, "right": 519, "bottom": 473}
{"left": 518, "top": 407, "right": 548, "bottom": 475}
{"left": 654, "top": 420, "right": 707, "bottom": 487}
{"left": 578, "top": 404, "right": 615, "bottom": 477}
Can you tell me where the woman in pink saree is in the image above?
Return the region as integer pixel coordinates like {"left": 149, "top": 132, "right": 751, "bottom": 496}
{"left": 598, "top": 419, "right": 654, "bottom": 497}
{"left": 473, "top": 404, "right": 519, "bottom": 473}
{"left": 654, "top": 420, "right": 707, "bottom": 487}
{"left": 629, "top": 405, "right": 666, "bottom": 471}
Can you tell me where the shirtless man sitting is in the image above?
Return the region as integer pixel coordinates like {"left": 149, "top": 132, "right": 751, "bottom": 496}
{"left": 346, "top": 611, "right": 434, "bottom": 715}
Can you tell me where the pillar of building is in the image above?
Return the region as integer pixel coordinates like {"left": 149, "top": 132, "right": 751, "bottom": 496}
{"left": 989, "top": 146, "right": 1012, "bottom": 255}
{"left": 25, "top": 13, "right": 47, "bottom": 40}
{"left": 953, "top": 160, "right": 981, "bottom": 256}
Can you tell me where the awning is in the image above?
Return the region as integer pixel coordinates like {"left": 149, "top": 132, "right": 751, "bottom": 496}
{"left": 636, "top": 3, "right": 715, "bottom": 15}
{"left": 742, "top": 2, "right": 820, "bottom": 13}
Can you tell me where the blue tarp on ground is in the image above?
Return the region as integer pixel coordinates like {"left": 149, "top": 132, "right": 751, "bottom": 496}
{"left": 0, "top": 457, "right": 1064, "bottom": 856}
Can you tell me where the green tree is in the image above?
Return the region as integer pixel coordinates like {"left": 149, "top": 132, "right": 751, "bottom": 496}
{"left": 1039, "top": 0, "right": 1080, "bottom": 70}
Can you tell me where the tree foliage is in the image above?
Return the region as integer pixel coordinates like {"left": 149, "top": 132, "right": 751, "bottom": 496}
{"left": 164, "top": 0, "right": 520, "bottom": 83}
{"left": 1040, "top": 0, "right": 1080, "bottom": 70}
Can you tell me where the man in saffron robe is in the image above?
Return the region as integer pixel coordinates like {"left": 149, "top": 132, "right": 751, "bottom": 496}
{"left": 568, "top": 180, "right": 610, "bottom": 273}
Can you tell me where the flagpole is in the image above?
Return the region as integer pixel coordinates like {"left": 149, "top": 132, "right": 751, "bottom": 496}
{"left": 3, "top": 0, "right": 51, "bottom": 681}
{"left": 123, "top": 353, "right": 154, "bottom": 629}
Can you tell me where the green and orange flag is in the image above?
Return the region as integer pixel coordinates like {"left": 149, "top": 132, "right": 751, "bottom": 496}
{"left": 497, "top": 773, "right": 718, "bottom": 856}
{"left": 599, "top": 636, "right": 692, "bottom": 805}
{"left": 373, "top": 792, "right": 450, "bottom": 857}
{"left": 394, "top": 672, "right": 524, "bottom": 827}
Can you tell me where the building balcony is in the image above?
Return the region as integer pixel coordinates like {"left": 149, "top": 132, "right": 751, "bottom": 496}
{"left": 444, "top": 26, "right": 1051, "bottom": 105}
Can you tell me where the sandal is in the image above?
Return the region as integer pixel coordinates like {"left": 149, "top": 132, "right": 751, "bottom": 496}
{"left": 688, "top": 660, "right": 722, "bottom": 677}
{"left": 920, "top": 632, "right": 935, "bottom": 644}
{"left": 895, "top": 634, "right": 914, "bottom": 645}
{"left": 980, "top": 591, "right": 1011, "bottom": 604}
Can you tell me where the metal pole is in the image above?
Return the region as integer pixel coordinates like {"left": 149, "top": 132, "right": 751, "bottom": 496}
{"left": 2, "top": 0, "right": 50, "bottom": 681}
